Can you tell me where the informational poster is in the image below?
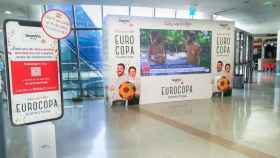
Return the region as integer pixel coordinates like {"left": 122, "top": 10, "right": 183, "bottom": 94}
{"left": 4, "top": 20, "right": 63, "bottom": 126}
{"left": 104, "top": 16, "right": 235, "bottom": 105}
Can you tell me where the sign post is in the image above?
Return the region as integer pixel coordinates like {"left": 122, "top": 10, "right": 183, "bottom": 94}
{"left": 4, "top": 20, "right": 64, "bottom": 126}
{"left": 3, "top": 9, "right": 70, "bottom": 158}
{"left": 28, "top": 10, "right": 71, "bottom": 158}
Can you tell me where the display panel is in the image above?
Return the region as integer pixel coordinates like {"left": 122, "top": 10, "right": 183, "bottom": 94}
{"left": 140, "top": 29, "right": 212, "bottom": 76}
{"left": 104, "top": 16, "right": 235, "bottom": 105}
{"left": 4, "top": 20, "right": 63, "bottom": 126}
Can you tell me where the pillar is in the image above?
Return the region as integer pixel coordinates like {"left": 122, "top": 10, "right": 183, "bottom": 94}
{"left": 0, "top": 91, "right": 7, "bottom": 158}
{"left": 276, "top": 30, "right": 280, "bottom": 74}
{"left": 28, "top": 5, "right": 44, "bottom": 21}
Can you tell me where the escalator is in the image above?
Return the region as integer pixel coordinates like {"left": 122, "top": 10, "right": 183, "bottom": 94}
{"left": 60, "top": 35, "right": 104, "bottom": 99}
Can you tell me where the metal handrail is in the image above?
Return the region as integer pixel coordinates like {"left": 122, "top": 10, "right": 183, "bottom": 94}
{"left": 60, "top": 41, "right": 103, "bottom": 83}
{"left": 60, "top": 39, "right": 103, "bottom": 75}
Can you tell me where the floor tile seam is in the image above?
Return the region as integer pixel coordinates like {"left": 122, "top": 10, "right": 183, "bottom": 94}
{"left": 131, "top": 108, "right": 277, "bottom": 158}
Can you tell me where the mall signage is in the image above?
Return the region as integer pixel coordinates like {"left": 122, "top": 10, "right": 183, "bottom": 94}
{"left": 3, "top": 19, "right": 64, "bottom": 126}
{"left": 104, "top": 16, "right": 235, "bottom": 105}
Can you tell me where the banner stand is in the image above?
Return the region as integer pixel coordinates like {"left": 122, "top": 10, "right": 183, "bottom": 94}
{"left": 0, "top": 91, "right": 7, "bottom": 158}
{"left": 27, "top": 122, "right": 57, "bottom": 158}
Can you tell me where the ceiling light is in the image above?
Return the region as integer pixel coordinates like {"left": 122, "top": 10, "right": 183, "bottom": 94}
{"left": 264, "top": 1, "right": 273, "bottom": 5}
{"left": 4, "top": 10, "right": 12, "bottom": 15}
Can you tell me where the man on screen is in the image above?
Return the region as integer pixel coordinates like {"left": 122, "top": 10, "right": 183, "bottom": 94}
{"left": 148, "top": 31, "right": 166, "bottom": 64}
{"left": 184, "top": 32, "right": 201, "bottom": 65}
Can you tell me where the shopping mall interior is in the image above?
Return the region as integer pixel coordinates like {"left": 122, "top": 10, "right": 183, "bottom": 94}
{"left": 0, "top": 0, "right": 280, "bottom": 158}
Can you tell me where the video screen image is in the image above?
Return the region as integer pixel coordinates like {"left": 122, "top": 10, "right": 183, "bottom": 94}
{"left": 140, "top": 29, "right": 212, "bottom": 76}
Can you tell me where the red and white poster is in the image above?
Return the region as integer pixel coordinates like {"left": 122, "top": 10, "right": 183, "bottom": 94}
{"left": 4, "top": 20, "right": 63, "bottom": 126}
{"left": 11, "top": 61, "right": 59, "bottom": 94}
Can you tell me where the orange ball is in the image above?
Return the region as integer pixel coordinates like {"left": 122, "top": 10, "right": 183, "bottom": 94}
{"left": 217, "top": 76, "right": 231, "bottom": 92}
{"left": 119, "top": 82, "right": 136, "bottom": 100}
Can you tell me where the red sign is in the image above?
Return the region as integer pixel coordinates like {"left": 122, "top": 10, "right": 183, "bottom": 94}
{"left": 11, "top": 61, "right": 59, "bottom": 94}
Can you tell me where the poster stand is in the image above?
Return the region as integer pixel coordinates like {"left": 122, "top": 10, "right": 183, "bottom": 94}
{"left": 27, "top": 122, "right": 57, "bottom": 158}
{"left": 3, "top": 14, "right": 69, "bottom": 158}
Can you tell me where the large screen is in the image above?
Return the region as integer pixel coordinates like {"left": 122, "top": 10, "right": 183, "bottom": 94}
{"left": 140, "top": 29, "right": 212, "bottom": 76}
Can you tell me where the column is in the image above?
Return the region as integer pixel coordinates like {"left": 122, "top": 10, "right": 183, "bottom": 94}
{"left": 28, "top": 5, "right": 44, "bottom": 21}
{"left": 0, "top": 91, "right": 7, "bottom": 158}
{"left": 276, "top": 30, "right": 280, "bottom": 74}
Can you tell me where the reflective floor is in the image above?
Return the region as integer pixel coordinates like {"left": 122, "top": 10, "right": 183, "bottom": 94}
{"left": 2, "top": 72, "right": 280, "bottom": 158}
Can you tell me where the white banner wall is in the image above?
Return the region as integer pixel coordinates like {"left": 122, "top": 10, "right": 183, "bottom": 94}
{"left": 104, "top": 16, "right": 235, "bottom": 105}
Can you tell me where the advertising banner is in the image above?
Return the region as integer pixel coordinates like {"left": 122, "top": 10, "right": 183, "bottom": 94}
{"left": 212, "top": 25, "right": 235, "bottom": 96}
{"left": 104, "top": 16, "right": 234, "bottom": 105}
{"left": 104, "top": 19, "right": 141, "bottom": 106}
{"left": 4, "top": 20, "right": 63, "bottom": 126}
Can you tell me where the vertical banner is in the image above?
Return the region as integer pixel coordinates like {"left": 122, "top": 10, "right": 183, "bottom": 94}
{"left": 212, "top": 24, "right": 235, "bottom": 96}
{"left": 104, "top": 17, "right": 141, "bottom": 106}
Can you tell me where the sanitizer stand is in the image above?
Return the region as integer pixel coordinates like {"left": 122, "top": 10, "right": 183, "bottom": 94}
{"left": 27, "top": 122, "right": 57, "bottom": 158}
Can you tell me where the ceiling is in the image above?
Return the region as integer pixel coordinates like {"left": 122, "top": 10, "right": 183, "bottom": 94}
{"left": 0, "top": 1, "right": 29, "bottom": 28}
{"left": 0, "top": 0, "right": 280, "bottom": 34}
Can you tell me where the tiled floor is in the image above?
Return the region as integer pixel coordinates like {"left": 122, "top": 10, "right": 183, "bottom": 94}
{"left": 2, "top": 72, "right": 280, "bottom": 158}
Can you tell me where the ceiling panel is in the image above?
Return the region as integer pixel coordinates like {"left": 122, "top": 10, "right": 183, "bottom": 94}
{"left": 0, "top": 0, "right": 279, "bottom": 33}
